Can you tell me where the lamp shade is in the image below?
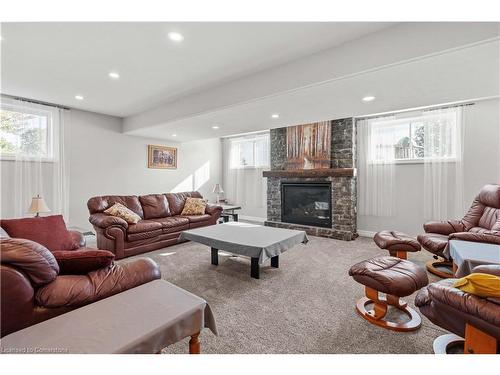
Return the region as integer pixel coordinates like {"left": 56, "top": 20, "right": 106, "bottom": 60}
{"left": 28, "top": 195, "right": 51, "bottom": 215}
{"left": 212, "top": 184, "right": 224, "bottom": 194}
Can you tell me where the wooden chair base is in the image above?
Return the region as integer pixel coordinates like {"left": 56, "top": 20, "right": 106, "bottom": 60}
{"left": 433, "top": 333, "right": 464, "bottom": 354}
{"left": 389, "top": 250, "right": 408, "bottom": 260}
{"left": 433, "top": 325, "right": 498, "bottom": 354}
{"left": 464, "top": 323, "right": 498, "bottom": 354}
{"left": 426, "top": 258, "right": 454, "bottom": 278}
{"left": 355, "top": 287, "right": 422, "bottom": 332}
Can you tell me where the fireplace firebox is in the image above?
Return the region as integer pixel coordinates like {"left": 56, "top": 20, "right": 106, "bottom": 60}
{"left": 281, "top": 183, "right": 332, "bottom": 228}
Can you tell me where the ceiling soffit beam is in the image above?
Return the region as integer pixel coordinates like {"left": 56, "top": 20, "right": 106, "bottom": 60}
{"left": 122, "top": 22, "right": 500, "bottom": 134}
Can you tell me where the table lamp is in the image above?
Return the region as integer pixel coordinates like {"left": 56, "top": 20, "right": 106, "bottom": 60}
{"left": 28, "top": 195, "right": 51, "bottom": 217}
{"left": 212, "top": 184, "right": 224, "bottom": 203}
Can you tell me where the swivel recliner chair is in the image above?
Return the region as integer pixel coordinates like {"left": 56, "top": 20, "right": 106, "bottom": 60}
{"left": 418, "top": 184, "right": 500, "bottom": 278}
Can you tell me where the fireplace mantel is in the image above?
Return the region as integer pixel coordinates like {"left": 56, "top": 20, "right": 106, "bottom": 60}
{"left": 263, "top": 168, "right": 355, "bottom": 178}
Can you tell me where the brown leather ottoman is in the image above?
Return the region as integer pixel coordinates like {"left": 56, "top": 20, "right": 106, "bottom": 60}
{"left": 373, "top": 230, "right": 421, "bottom": 260}
{"left": 349, "top": 256, "right": 428, "bottom": 332}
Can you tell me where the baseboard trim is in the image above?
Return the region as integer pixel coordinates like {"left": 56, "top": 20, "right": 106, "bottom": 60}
{"left": 239, "top": 215, "right": 266, "bottom": 223}
{"left": 357, "top": 230, "right": 377, "bottom": 238}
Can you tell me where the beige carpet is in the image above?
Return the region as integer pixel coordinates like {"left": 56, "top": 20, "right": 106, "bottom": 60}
{"left": 114, "top": 234, "right": 447, "bottom": 354}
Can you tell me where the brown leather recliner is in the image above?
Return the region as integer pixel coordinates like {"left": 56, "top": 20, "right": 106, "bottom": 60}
{"left": 1, "top": 236, "right": 161, "bottom": 337}
{"left": 88, "top": 191, "right": 223, "bottom": 259}
{"left": 415, "top": 265, "right": 500, "bottom": 354}
{"left": 418, "top": 184, "right": 500, "bottom": 278}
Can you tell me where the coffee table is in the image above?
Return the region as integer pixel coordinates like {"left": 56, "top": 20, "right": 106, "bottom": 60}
{"left": 179, "top": 222, "right": 308, "bottom": 279}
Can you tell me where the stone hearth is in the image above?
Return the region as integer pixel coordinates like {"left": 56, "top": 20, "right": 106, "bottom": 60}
{"left": 263, "top": 118, "right": 357, "bottom": 240}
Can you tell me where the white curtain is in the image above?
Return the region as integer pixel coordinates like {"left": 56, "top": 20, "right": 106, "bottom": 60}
{"left": 357, "top": 116, "right": 396, "bottom": 217}
{"left": 423, "top": 106, "right": 465, "bottom": 220}
{"left": 221, "top": 132, "right": 269, "bottom": 218}
{"left": 1, "top": 97, "right": 70, "bottom": 219}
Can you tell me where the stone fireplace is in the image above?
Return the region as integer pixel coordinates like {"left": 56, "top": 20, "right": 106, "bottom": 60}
{"left": 263, "top": 118, "right": 357, "bottom": 240}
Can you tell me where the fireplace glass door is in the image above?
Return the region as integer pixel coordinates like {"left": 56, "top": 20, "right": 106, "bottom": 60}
{"left": 281, "top": 183, "right": 332, "bottom": 228}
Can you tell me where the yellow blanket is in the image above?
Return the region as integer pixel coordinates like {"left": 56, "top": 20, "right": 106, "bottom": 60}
{"left": 453, "top": 273, "right": 500, "bottom": 298}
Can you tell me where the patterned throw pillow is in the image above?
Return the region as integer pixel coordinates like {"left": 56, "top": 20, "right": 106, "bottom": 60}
{"left": 181, "top": 197, "right": 207, "bottom": 216}
{"left": 104, "top": 203, "right": 141, "bottom": 224}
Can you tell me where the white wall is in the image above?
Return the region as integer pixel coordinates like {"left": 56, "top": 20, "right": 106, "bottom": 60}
{"left": 67, "top": 109, "right": 222, "bottom": 230}
{"left": 357, "top": 98, "right": 500, "bottom": 236}
{"left": 0, "top": 109, "right": 221, "bottom": 230}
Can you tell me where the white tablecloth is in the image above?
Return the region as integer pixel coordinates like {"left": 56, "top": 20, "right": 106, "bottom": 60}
{"left": 449, "top": 240, "right": 500, "bottom": 277}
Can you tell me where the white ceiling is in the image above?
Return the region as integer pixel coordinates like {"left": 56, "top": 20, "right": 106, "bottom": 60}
{"left": 0, "top": 22, "right": 393, "bottom": 117}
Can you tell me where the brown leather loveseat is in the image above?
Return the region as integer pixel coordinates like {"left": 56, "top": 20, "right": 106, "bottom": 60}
{"left": 88, "top": 191, "right": 222, "bottom": 259}
{"left": 1, "top": 237, "right": 160, "bottom": 337}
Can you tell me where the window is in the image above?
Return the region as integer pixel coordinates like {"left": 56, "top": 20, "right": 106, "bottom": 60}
{"left": 368, "top": 108, "right": 460, "bottom": 163}
{"left": 0, "top": 101, "right": 55, "bottom": 160}
{"left": 229, "top": 132, "right": 270, "bottom": 169}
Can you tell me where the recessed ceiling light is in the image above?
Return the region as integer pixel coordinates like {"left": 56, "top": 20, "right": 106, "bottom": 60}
{"left": 271, "top": 113, "right": 280, "bottom": 119}
{"left": 172, "top": 134, "right": 177, "bottom": 137}
{"left": 362, "top": 96, "right": 376, "bottom": 102}
{"left": 75, "top": 95, "right": 84, "bottom": 100}
{"left": 109, "top": 72, "right": 120, "bottom": 79}
{"left": 212, "top": 125, "right": 220, "bottom": 129}
{"left": 168, "top": 32, "right": 184, "bottom": 42}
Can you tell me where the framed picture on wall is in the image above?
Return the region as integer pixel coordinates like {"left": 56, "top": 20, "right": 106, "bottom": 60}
{"left": 147, "top": 145, "right": 177, "bottom": 169}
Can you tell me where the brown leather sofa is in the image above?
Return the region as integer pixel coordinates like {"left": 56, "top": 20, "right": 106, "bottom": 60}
{"left": 418, "top": 184, "right": 500, "bottom": 277}
{"left": 415, "top": 265, "right": 500, "bottom": 354}
{"left": 1, "top": 236, "right": 161, "bottom": 337}
{"left": 88, "top": 191, "right": 222, "bottom": 259}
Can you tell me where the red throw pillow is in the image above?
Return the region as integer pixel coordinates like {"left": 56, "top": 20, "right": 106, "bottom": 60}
{"left": 52, "top": 249, "right": 115, "bottom": 275}
{"left": 0, "top": 215, "right": 77, "bottom": 252}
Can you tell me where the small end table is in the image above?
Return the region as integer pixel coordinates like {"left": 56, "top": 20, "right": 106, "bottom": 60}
{"left": 218, "top": 204, "right": 241, "bottom": 222}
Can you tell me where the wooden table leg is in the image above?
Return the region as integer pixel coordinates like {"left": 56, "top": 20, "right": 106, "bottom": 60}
{"left": 211, "top": 248, "right": 218, "bottom": 265}
{"left": 189, "top": 332, "right": 200, "bottom": 354}
{"left": 251, "top": 257, "right": 260, "bottom": 279}
{"left": 271, "top": 255, "right": 279, "bottom": 268}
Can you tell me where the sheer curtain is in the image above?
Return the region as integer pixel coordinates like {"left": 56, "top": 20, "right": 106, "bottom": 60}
{"left": 221, "top": 132, "right": 269, "bottom": 218}
{"left": 357, "top": 116, "right": 396, "bottom": 217}
{"left": 357, "top": 105, "right": 467, "bottom": 221}
{"left": 423, "top": 106, "right": 466, "bottom": 220}
{"left": 1, "top": 97, "right": 70, "bottom": 219}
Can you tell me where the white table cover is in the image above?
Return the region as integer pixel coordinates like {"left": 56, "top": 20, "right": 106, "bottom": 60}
{"left": 179, "top": 222, "right": 309, "bottom": 263}
{"left": 0, "top": 280, "right": 216, "bottom": 354}
{"left": 448, "top": 240, "right": 500, "bottom": 277}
